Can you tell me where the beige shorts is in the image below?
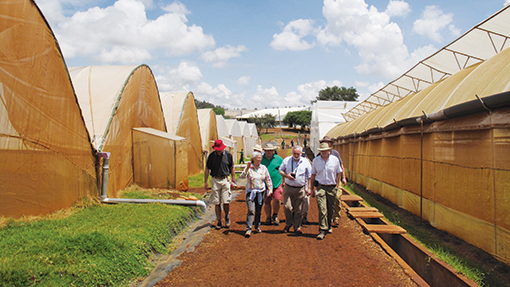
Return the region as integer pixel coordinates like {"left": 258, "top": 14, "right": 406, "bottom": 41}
{"left": 209, "top": 177, "right": 232, "bottom": 205}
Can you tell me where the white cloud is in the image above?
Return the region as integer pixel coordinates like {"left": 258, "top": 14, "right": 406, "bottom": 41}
{"left": 413, "top": 6, "right": 455, "bottom": 43}
{"left": 42, "top": 0, "right": 215, "bottom": 63}
{"left": 270, "top": 19, "right": 315, "bottom": 51}
{"left": 237, "top": 76, "right": 251, "bottom": 85}
{"left": 155, "top": 61, "right": 203, "bottom": 92}
{"left": 200, "top": 45, "right": 247, "bottom": 68}
{"left": 194, "top": 83, "right": 247, "bottom": 109}
{"left": 251, "top": 86, "right": 282, "bottom": 106}
{"left": 317, "top": 0, "right": 412, "bottom": 79}
{"left": 385, "top": 1, "right": 411, "bottom": 17}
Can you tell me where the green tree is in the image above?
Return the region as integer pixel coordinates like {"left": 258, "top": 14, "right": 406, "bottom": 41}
{"left": 283, "top": 110, "right": 311, "bottom": 130}
{"left": 315, "top": 86, "right": 359, "bottom": 102}
{"left": 194, "top": 99, "right": 225, "bottom": 115}
{"left": 247, "top": 113, "right": 276, "bottom": 134}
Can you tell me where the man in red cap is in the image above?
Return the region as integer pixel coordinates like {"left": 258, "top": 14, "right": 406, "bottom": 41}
{"left": 205, "top": 139, "right": 236, "bottom": 229}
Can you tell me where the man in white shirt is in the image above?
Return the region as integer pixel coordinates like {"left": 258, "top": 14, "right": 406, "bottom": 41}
{"left": 309, "top": 142, "right": 342, "bottom": 240}
{"left": 279, "top": 146, "right": 312, "bottom": 234}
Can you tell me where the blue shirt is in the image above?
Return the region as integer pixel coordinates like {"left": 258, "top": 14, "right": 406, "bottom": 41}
{"left": 311, "top": 154, "right": 342, "bottom": 185}
{"left": 279, "top": 156, "right": 312, "bottom": 187}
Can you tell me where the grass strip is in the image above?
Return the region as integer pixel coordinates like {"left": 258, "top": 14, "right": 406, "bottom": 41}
{"left": 0, "top": 194, "right": 199, "bottom": 286}
{"left": 344, "top": 183, "right": 508, "bottom": 287}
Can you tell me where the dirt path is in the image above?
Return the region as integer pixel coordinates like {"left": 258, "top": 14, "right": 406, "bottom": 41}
{"left": 155, "top": 192, "right": 418, "bottom": 287}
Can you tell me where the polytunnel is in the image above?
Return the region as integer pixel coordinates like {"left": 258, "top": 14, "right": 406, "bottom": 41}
{"left": 197, "top": 109, "right": 218, "bottom": 154}
{"left": 215, "top": 115, "right": 237, "bottom": 157}
{"left": 327, "top": 5, "right": 510, "bottom": 264}
{"left": 69, "top": 65, "right": 168, "bottom": 196}
{"left": 160, "top": 92, "right": 203, "bottom": 175}
{"left": 0, "top": 0, "right": 97, "bottom": 217}
{"left": 224, "top": 119, "right": 243, "bottom": 162}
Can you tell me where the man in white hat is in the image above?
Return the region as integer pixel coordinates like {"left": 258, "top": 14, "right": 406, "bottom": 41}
{"left": 261, "top": 143, "right": 283, "bottom": 225}
{"left": 309, "top": 142, "right": 343, "bottom": 240}
{"left": 317, "top": 136, "right": 347, "bottom": 227}
{"left": 205, "top": 139, "right": 236, "bottom": 229}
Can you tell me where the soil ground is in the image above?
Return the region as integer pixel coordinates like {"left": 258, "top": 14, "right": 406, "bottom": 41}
{"left": 155, "top": 194, "right": 418, "bottom": 287}
{"left": 154, "top": 128, "right": 509, "bottom": 286}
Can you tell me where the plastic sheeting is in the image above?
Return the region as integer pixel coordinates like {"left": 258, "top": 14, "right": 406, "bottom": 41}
{"left": 224, "top": 119, "right": 243, "bottom": 161}
{"left": 345, "top": 5, "right": 510, "bottom": 121}
{"left": 132, "top": 128, "right": 188, "bottom": 191}
{"left": 0, "top": 0, "right": 97, "bottom": 217}
{"left": 197, "top": 109, "right": 218, "bottom": 153}
{"left": 70, "top": 65, "right": 166, "bottom": 197}
{"left": 160, "top": 92, "right": 203, "bottom": 175}
{"left": 310, "top": 101, "right": 358, "bottom": 154}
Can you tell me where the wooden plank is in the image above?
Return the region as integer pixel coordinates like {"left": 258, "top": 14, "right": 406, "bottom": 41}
{"left": 348, "top": 207, "right": 378, "bottom": 212}
{"left": 341, "top": 195, "right": 364, "bottom": 202}
{"left": 364, "top": 224, "right": 407, "bottom": 234}
{"left": 350, "top": 212, "right": 384, "bottom": 219}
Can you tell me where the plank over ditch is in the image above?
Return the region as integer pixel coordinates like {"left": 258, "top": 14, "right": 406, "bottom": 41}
{"left": 364, "top": 224, "right": 407, "bottom": 234}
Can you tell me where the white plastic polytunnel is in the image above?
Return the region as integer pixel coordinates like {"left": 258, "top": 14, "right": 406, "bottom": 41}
{"left": 224, "top": 119, "right": 244, "bottom": 161}
{"left": 216, "top": 115, "right": 230, "bottom": 138}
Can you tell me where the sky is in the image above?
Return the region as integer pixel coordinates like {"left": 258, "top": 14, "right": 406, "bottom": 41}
{"left": 37, "top": 0, "right": 510, "bottom": 110}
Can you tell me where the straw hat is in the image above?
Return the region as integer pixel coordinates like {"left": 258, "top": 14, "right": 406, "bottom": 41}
{"left": 319, "top": 136, "right": 333, "bottom": 143}
{"left": 263, "top": 143, "right": 277, "bottom": 150}
{"left": 317, "top": 142, "right": 332, "bottom": 151}
{"left": 253, "top": 144, "right": 263, "bottom": 152}
{"left": 212, "top": 139, "right": 226, "bottom": 151}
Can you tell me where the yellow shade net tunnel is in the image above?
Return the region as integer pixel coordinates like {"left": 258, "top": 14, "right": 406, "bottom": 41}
{"left": 69, "top": 65, "right": 170, "bottom": 197}
{"left": 327, "top": 7, "right": 510, "bottom": 263}
{"left": 0, "top": 0, "right": 97, "bottom": 217}
{"left": 160, "top": 92, "right": 204, "bottom": 175}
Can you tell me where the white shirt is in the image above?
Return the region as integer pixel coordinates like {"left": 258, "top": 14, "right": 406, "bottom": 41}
{"left": 311, "top": 154, "right": 342, "bottom": 185}
{"left": 279, "top": 156, "right": 311, "bottom": 187}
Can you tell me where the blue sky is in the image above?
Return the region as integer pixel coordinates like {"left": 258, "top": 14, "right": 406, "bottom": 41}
{"left": 38, "top": 0, "right": 510, "bottom": 109}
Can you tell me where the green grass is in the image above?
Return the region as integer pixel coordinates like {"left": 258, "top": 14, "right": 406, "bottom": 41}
{"left": 259, "top": 133, "right": 295, "bottom": 141}
{"left": 343, "top": 183, "right": 507, "bottom": 287}
{"left": 189, "top": 172, "right": 206, "bottom": 188}
{"left": 0, "top": 196, "right": 198, "bottom": 286}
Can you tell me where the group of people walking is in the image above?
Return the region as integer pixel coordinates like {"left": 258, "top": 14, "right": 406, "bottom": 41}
{"left": 204, "top": 136, "right": 346, "bottom": 240}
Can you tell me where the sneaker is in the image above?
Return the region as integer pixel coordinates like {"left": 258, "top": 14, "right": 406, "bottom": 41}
{"left": 255, "top": 227, "right": 262, "bottom": 233}
{"left": 225, "top": 216, "right": 231, "bottom": 228}
{"left": 265, "top": 217, "right": 272, "bottom": 225}
{"left": 316, "top": 231, "right": 326, "bottom": 240}
{"left": 283, "top": 225, "right": 291, "bottom": 233}
{"left": 294, "top": 227, "right": 303, "bottom": 234}
{"left": 328, "top": 228, "right": 333, "bottom": 234}
{"left": 272, "top": 214, "right": 280, "bottom": 225}
{"left": 215, "top": 220, "right": 222, "bottom": 230}
{"left": 332, "top": 217, "right": 339, "bottom": 227}
{"left": 245, "top": 230, "right": 252, "bottom": 237}
{"left": 301, "top": 217, "right": 309, "bottom": 225}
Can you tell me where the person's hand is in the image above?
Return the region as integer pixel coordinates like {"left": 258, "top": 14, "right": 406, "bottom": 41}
{"left": 342, "top": 178, "right": 347, "bottom": 185}
{"left": 204, "top": 181, "right": 209, "bottom": 190}
{"left": 266, "top": 190, "right": 273, "bottom": 197}
{"left": 305, "top": 187, "right": 312, "bottom": 196}
{"left": 246, "top": 162, "right": 251, "bottom": 169}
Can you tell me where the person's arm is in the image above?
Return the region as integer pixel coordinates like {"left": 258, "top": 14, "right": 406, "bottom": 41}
{"left": 309, "top": 174, "right": 316, "bottom": 197}
{"left": 340, "top": 163, "right": 347, "bottom": 185}
{"left": 336, "top": 172, "right": 342, "bottom": 189}
{"left": 204, "top": 168, "right": 210, "bottom": 190}
{"left": 231, "top": 165, "right": 236, "bottom": 185}
{"left": 265, "top": 167, "right": 273, "bottom": 197}
{"left": 240, "top": 162, "right": 250, "bottom": 178}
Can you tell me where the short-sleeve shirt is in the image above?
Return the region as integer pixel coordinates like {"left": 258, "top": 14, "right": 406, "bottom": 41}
{"left": 311, "top": 155, "right": 342, "bottom": 185}
{"left": 316, "top": 149, "right": 343, "bottom": 165}
{"left": 261, "top": 154, "right": 283, "bottom": 188}
{"left": 279, "top": 156, "right": 312, "bottom": 187}
{"left": 206, "top": 150, "right": 233, "bottom": 177}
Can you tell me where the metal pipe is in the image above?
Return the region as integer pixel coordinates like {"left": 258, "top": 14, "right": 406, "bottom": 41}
{"left": 102, "top": 198, "right": 207, "bottom": 213}
{"left": 97, "top": 152, "right": 207, "bottom": 213}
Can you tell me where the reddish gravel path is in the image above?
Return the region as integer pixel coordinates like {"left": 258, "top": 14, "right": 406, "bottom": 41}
{"left": 155, "top": 192, "right": 418, "bottom": 287}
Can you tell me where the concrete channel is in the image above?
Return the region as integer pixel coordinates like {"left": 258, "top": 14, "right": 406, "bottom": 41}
{"left": 341, "top": 187, "right": 478, "bottom": 287}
